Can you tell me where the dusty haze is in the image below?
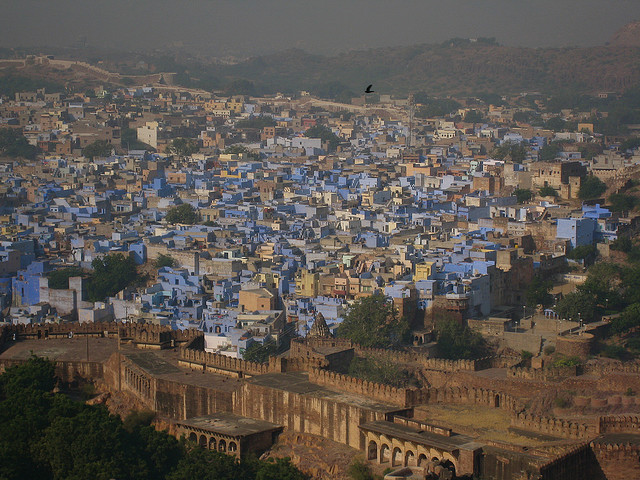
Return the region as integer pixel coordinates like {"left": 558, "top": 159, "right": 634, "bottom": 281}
{"left": 2, "top": 0, "right": 640, "bottom": 56}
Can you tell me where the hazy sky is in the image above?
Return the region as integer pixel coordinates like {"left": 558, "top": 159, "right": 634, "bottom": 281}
{"left": 2, "top": 0, "right": 640, "bottom": 56}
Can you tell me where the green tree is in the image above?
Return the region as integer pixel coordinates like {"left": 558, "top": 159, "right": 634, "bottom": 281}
{"left": 348, "top": 354, "right": 417, "bottom": 388}
{"left": 608, "top": 193, "right": 637, "bottom": 213}
{"left": 538, "top": 142, "right": 562, "bottom": 161}
{"left": 82, "top": 140, "right": 113, "bottom": 159}
{"left": 304, "top": 125, "right": 341, "bottom": 152}
{"left": 579, "top": 175, "right": 607, "bottom": 200}
{"left": 154, "top": 254, "right": 176, "bottom": 269}
{"left": 610, "top": 303, "right": 640, "bottom": 335}
{"left": 554, "top": 291, "right": 596, "bottom": 322}
{"left": 545, "top": 116, "right": 567, "bottom": 132}
{"left": 254, "top": 457, "right": 308, "bottom": 480}
{"left": 168, "top": 138, "right": 199, "bottom": 157}
{"left": 0, "top": 127, "right": 38, "bottom": 159}
{"left": 621, "top": 137, "right": 640, "bottom": 152}
{"left": 347, "top": 459, "right": 374, "bottom": 480}
{"left": 567, "top": 244, "right": 598, "bottom": 266}
{"left": 242, "top": 342, "right": 278, "bottom": 363}
{"left": 86, "top": 253, "right": 138, "bottom": 302}
{"left": 47, "top": 267, "right": 86, "bottom": 290}
{"left": 514, "top": 188, "right": 533, "bottom": 204}
{"left": 435, "top": 320, "right": 487, "bottom": 360}
{"left": 463, "top": 109, "right": 484, "bottom": 123}
{"left": 336, "top": 292, "right": 410, "bottom": 348}
{"left": 538, "top": 185, "right": 558, "bottom": 197}
{"left": 235, "top": 116, "right": 276, "bottom": 129}
{"left": 165, "top": 203, "right": 199, "bottom": 224}
{"left": 525, "top": 275, "right": 553, "bottom": 308}
{"left": 492, "top": 141, "right": 527, "bottom": 163}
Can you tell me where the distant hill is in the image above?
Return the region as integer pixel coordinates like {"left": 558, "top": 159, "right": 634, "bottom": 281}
{"left": 2, "top": 38, "right": 640, "bottom": 97}
{"left": 205, "top": 42, "right": 640, "bottom": 96}
{"left": 610, "top": 20, "right": 640, "bottom": 47}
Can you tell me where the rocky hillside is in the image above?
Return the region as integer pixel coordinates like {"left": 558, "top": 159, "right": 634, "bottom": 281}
{"left": 610, "top": 20, "right": 640, "bottom": 47}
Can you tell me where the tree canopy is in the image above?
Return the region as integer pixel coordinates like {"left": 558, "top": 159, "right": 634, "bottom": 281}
{"left": 491, "top": 141, "right": 527, "bottom": 163}
{"left": 0, "top": 128, "right": 38, "bottom": 159}
{"left": 47, "top": 267, "right": 86, "bottom": 290}
{"left": 435, "top": 320, "right": 488, "bottom": 360}
{"left": 514, "top": 188, "right": 532, "bottom": 204}
{"left": 579, "top": 175, "right": 607, "bottom": 200}
{"left": 168, "top": 138, "right": 199, "bottom": 157}
{"left": 242, "top": 342, "right": 278, "bottom": 363}
{"left": 525, "top": 275, "right": 553, "bottom": 308}
{"left": 86, "top": 253, "right": 139, "bottom": 303}
{"left": 0, "top": 357, "right": 306, "bottom": 480}
{"left": 538, "top": 185, "right": 558, "bottom": 197}
{"left": 336, "top": 292, "right": 410, "bottom": 348}
{"left": 82, "top": 140, "right": 113, "bottom": 159}
{"left": 165, "top": 203, "right": 199, "bottom": 225}
{"left": 304, "top": 125, "right": 341, "bottom": 152}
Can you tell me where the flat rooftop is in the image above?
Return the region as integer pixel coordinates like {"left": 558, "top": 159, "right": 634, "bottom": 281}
{"left": 359, "top": 420, "right": 481, "bottom": 452}
{"left": 176, "top": 412, "right": 282, "bottom": 437}
{"left": 0, "top": 337, "right": 117, "bottom": 363}
{"left": 248, "top": 371, "right": 404, "bottom": 413}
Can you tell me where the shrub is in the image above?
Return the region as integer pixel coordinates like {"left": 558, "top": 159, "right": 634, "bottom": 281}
{"left": 543, "top": 345, "right": 556, "bottom": 356}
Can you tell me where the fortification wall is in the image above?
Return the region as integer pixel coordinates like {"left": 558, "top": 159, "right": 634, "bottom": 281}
{"left": 307, "top": 368, "right": 415, "bottom": 407}
{"left": 179, "top": 347, "right": 271, "bottom": 376}
{"left": 179, "top": 344, "right": 326, "bottom": 377}
{"left": 538, "top": 444, "right": 601, "bottom": 480}
{"left": 598, "top": 415, "right": 640, "bottom": 434}
{"left": 590, "top": 441, "right": 640, "bottom": 480}
{"left": 234, "top": 381, "right": 398, "bottom": 450}
{"left": 507, "top": 365, "right": 578, "bottom": 381}
{"left": 510, "top": 412, "right": 597, "bottom": 439}
{"left": 556, "top": 334, "right": 593, "bottom": 359}
{"left": 420, "top": 386, "right": 522, "bottom": 413}
{"left": 0, "top": 358, "right": 103, "bottom": 384}
{"left": 585, "top": 360, "right": 640, "bottom": 375}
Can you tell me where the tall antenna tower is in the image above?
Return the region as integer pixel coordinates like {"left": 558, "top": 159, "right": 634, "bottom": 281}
{"left": 407, "top": 93, "right": 414, "bottom": 150}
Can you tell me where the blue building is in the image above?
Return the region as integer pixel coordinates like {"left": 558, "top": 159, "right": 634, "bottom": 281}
{"left": 556, "top": 217, "right": 596, "bottom": 247}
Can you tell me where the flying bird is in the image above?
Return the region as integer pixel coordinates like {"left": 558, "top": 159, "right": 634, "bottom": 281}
{"left": 364, "top": 84, "right": 374, "bottom": 93}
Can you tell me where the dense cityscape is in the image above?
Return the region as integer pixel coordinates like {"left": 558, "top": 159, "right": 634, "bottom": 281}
{"left": 2, "top": 15, "right": 640, "bottom": 480}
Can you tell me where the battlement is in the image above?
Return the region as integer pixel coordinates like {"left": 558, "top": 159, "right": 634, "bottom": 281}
{"left": 511, "top": 412, "right": 597, "bottom": 439}
{"left": 178, "top": 341, "right": 327, "bottom": 377}
{"left": 585, "top": 360, "right": 640, "bottom": 375}
{"left": 598, "top": 415, "right": 640, "bottom": 434}
{"left": 423, "top": 386, "right": 522, "bottom": 412}
{"left": 507, "top": 365, "right": 579, "bottom": 381}
{"left": 308, "top": 367, "right": 416, "bottom": 407}
{"left": 0, "top": 322, "right": 199, "bottom": 350}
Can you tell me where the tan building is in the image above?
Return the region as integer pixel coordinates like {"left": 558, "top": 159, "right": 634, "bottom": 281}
{"left": 239, "top": 288, "right": 276, "bottom": 312}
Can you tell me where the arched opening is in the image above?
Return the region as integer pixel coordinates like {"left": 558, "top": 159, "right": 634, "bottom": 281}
{"left": 209, "top": 437, "right": 217, "bottom": 450}
{"left": 228, "top": 442, "right": 237, "bottom": 453}
{"left": 441, "top": 459, "right": 456, "bottom": 477}
{"left": 405, "top": 450, "right": 415, "bottom": 467}
{"left": 380, "top": 444, "right": 391, "bottom": 463}
{"left": 367, "top": 441, "right": 378, "bottom": 461}
{"left": 199, "top": 435, "right": 207, "bottom": 447}
{"left": 417, "top": 454, "right": 428, "bottom": 467}
{"left": 219, "top": 439, "right": 226, "bottom": 452}
{"left": 494, "top": 394, "right": 500, "bottom": 408}
{"left": 189, "top": 432, "right": 197, "bottom": 443}
{"left": 392, "top": 447, "right": 403, "bottom": 467}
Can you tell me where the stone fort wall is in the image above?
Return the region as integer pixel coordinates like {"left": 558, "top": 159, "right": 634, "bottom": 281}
{"left": 590, "top": 441, "right": 640, "bottom": 480}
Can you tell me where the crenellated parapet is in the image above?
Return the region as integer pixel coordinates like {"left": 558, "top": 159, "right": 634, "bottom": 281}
{"left": 511, "top": 412, "right": 597, "bottom": 439}
{"left": 507, "top": 365, "right": 579, "bottom": 380}
{"left": 598, "top": 415, "right": 640, "bottom": 434}
{"left": 307, "top": 367, "right": 417, "bottom": 407}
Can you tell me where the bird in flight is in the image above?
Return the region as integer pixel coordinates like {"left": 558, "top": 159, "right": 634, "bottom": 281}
{"left": 365, "top": 84, "right": 374, "bottom": 93}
